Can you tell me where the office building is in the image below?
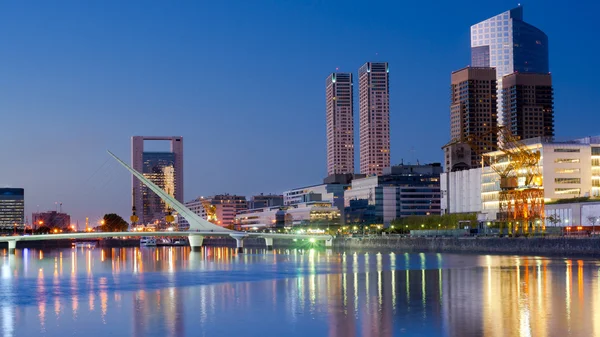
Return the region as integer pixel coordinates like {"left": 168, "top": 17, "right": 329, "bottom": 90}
{"left": 284, "top": 184, "right": 346, "bottom": 217}
{"left": 248, "top": 194, "right": 283, "bottom": 209}
{"left": 441, "top": 136, "right": 600, "bottom": 220}
{"left": 359, "top": 62, "right": 390, "bottom": 175}
{"left": 502, "top": 72, "right": 554, "bottom": 140}
{"left": 471, "top": 5, "right": 549, "bottom": 126}
{"left": 32, "top": 211, "right": 71, "bottom": 229}
{"left": 207, "top": 194, "right": 247, "bottom": 227}
{"left": 345, "top": 163, "right": 442, "bottom": 226}
{"left": 326, "top": 72, "right": 354, "bottom": 176}
{"left": 131, "top": 136, "right": 183, "bottom": 224}
{"left": 177, "top": 197, "right": 209, "bottom": 230}
{"left": 0, "top": 188, "right": 24, "bottom": 229}
{"left": 235, "top": 202, "right": 340, "bottom": 229}
{"left": 444, "top": 67, "right": 498, "bottom": 171}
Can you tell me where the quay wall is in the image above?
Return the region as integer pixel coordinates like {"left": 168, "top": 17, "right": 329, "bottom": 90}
{"left": 333, "top": 236, "right": 600, "bottom": 256}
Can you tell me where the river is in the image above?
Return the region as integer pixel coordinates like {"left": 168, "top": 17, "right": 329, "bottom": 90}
{"left": 0, "top": 246, "right": 598, "bottom": 336}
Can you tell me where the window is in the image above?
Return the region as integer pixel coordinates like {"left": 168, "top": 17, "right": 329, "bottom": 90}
{"left": 554, "top": 148, "right": 580, "bottom": 153}
{"left": 592, "top": 147, "right": 600, "bottom": 156}
{"left": 555, "top": 178, "right": 581, "bottom": 184}
{"left": 555, "top": 188, "right": 581, "bottom": 195}
{"left": 556, "top": 168, "right": 580, "bottom": 174}
{"left": 555, "top": 158, "right": 580, "bottom": 164}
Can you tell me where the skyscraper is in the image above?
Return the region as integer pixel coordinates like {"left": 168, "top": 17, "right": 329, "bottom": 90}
{"left": 0, "top": 188, "right": 24, "bottom": 229}
{"left": 131, "top": 136, "right": 183, "bottom": 224}
{"left": 359, "top": 62, "right": 390, "bottom": 176}
{"left": 445, "top": 67, "right": 498, "bottom": 171}
{"left": 471, "top": 5, "right": 549, "bottom": 126}
{"left": 502, "top": 72, "right": 554, "bottom": 140}
{"left": 326, "top": 73, "right": 354, "bottom": 176}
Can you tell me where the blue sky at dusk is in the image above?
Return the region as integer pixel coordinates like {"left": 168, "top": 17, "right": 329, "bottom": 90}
{"left": 1, "top": 0, "right": 598, "bottom": 225}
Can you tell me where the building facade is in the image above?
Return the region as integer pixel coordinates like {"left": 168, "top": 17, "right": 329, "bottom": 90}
{"left": 445, "top": 67, "right": 498, "bottom": 171}
{"left": 131, "top": 136, "right": 183, "bottom": 224}
{"left": 207, "top": 194, "right": 247, "bottom": 227}
{"left": 283, "top": 184, "right": 346, "bottom": 220}
{"left": 248, "top": 194, "right": 283, "bottom": 209}
{"left": 0, "top": 188, "right": 24, "bottom": 230}
{"left": 442, "top": 136, "right": 600, "bottom": 221}
{"left": 358, "top": 62, "right": 390, "bottom": 176}
{"left": 471, "top": 5, "right": 549, "bottom": 126}
{"left": 235, "top": 202, "right": 340, "bottom": 229}
{"left": 502, "top": 72, "right": 554, "bottom": 140}
{"left": 177, "top": 197, "right": 209, "bottom": 230}
{"left": 32, "top": 211, "right": 71, "bottom": 229}
{"left": 440, "top": 168, "right": 483, "bottom": 215}
{"left": 345, "top": 164, "right": 442, "bottom": 226}
{"left": 326, "top": 73, "right": 354, "bottom": 176}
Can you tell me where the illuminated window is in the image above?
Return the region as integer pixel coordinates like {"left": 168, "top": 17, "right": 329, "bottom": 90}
{"left": 555, "top": 168, "right": 580, "bottom": 174}
{"left": 555, "top": 178, "right": 581, "bottom": 184}
{"left": 554, "top": 158, "right": 580, "bottom": 164}
{"left": 555, "top": 188, "right": 581, "bottom": 195}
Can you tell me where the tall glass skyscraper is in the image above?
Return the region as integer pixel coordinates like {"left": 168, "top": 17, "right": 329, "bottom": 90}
{"left": 131, "top": 136, "right": 183, "bottom": 224}
{"left": 471, "top": 6, "right": 549, "bottom": 126}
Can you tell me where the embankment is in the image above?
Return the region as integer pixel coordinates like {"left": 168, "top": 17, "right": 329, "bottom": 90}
{"left": 333, "top": 236, "right": 600, "bottom": 256}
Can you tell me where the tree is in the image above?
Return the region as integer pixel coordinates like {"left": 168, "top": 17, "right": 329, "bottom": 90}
{"left": 546, "top": 214, "right": 561, "bottom": 227}
{"left": 587, "top": 215, "right": 600, "bottom": 234}
{"left": 100, "top": 214, "right": 129, "bottom": 232}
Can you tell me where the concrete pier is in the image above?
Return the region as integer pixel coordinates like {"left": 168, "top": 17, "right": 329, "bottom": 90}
{"left": 188, "top": 234, "right": 204, "bottom": 252}
{"left": 264, "top": 237, "right": 273, "bottom": 250}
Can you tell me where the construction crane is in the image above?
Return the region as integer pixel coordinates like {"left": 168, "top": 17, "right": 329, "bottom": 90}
{"left": 448, "top": 126, "right": 544, "bottom": 235}
{"left": 200, "top": 199, "right": 218, "bottom": 224}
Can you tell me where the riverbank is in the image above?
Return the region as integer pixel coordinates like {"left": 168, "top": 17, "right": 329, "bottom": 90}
{"left": 333, "top": 236, "right": 600, "bottom": 257}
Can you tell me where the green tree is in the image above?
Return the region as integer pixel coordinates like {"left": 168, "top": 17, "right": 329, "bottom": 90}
{"left": 100, "top": 214, "right": 129, "bottom": 232}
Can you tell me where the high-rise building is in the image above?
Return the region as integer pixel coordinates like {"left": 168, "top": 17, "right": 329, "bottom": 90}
{"left": 471, "top": 5, "right": 549, "bottom": 126}
{"left": 502, "top": 72, "right": 554, "bottom": 140}
{"left": 358, "top": 62, "right": 390, "bottom": 175}
{"left": 0, "top": 188, "right": 24, "bottom": 229}
{"left": 326, "top": 72, "right": 354, "bottom": 176}
{"left": 444, "top": 67, "right": 498, "bottom": 171}
{"left": 131, "top": 136, "right": 183, "bottom": 224}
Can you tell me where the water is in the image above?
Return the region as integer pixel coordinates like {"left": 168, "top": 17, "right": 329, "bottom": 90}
{"left": 1, "top": 247, "right": 599, "bottom": 337}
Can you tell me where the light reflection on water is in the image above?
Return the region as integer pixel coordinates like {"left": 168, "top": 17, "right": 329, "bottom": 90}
{"left": 0, "top": 247, "right": 599, "bottom": 336}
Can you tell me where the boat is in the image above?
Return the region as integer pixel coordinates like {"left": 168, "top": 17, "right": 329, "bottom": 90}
{"left": 140, "top": 237, "right": 157, "bottom": 246}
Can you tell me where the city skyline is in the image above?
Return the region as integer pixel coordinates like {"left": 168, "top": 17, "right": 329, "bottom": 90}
{"left": 1, "top": 1, "right": 599, "bottom": 224}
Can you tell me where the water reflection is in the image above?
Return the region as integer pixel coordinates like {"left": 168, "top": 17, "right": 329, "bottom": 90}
{"left": 0, "top": 247, "right": 599, "bottom": 336}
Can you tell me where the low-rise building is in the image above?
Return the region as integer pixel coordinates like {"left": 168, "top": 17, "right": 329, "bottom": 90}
{"left": 545, "top": 200, "right": 600, "bottom": 228}
{"left": 442, "top": 136, "right": 600, "bottom": 221}
{"left": 345, "top": 163, "right": 442, "bottom": 226}
{"left": 283, "top": 184, "right": 346, "bottom": 219}
{"left": 248, "top": 194, "right": 283, "bottom": 209}
{"left": 178, "top": 197, "right": 208, "bottom": 230}
{"left": 235, "top": 202, "right": 340, "bottom": 229}
{"left": 32, "top": 211, "right": 71, "bottom": 229}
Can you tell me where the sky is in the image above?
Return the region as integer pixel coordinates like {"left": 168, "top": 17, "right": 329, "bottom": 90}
{"left": 1, "top": 0, "right": 599, "bottom": 226}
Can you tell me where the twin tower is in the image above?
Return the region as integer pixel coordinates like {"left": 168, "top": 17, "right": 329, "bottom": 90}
{"left": 326, "top": 62, "right": 390, "bottom": 177}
